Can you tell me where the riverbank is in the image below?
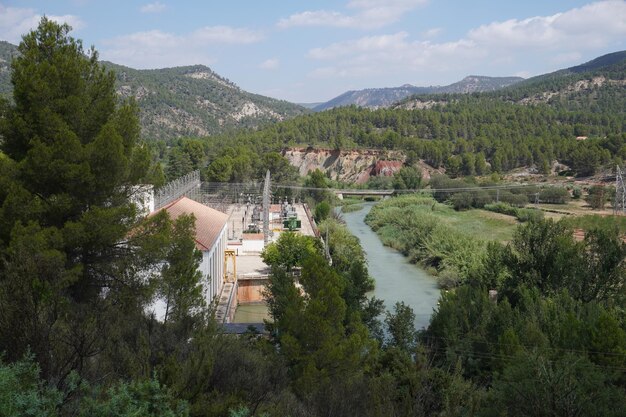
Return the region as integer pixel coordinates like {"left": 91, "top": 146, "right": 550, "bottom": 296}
{"left": 341, "top": 203, "right": 440, "bottom": 329}
{"left": 364, "top": 195, "right": 519, "bottom": 288}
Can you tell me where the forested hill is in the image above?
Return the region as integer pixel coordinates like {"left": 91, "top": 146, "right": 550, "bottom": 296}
{"left": 0, "top": 41, "right": 308, "bottom": 140}
{"left": 104, "top": 62, "right": 308, "bottom": 140}
{"left": 200, "top": 51, "right": 625, "bottom": 181}
{"left": 314, "top": 75, "right": 523, "bottom": 111}
{"left": 0, "top": 41, "right": 19, "bottom": 96}
{"left": 398, "top": 50, "right": 626, "bottom": 112}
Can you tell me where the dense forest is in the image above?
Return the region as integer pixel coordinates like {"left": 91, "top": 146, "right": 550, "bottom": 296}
{"left": 169, "top": 55, "right": 626, "bottom": 184}
{"left": 130, "top": 50, "right": 626, "bottom": 185}
{"left": 365, "top": 195, "right": 626, "bottom": 416}
{"left": 165, "top": 98, "right": 625, "bottom": 185}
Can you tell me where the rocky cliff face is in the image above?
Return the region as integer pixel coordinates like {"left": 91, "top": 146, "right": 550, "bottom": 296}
{"left": 282, "top": 148, "right": 440, "bottom": 184}
{"left": 282, "top": 148, "right": 403, "bottom": 183}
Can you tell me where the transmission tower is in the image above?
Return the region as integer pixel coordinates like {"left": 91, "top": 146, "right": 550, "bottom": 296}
{"left": 263, "top": 170, "right": 271, "bottom": 246}
{"left": 614, "top": 166, "right": 626, "bottom": 215}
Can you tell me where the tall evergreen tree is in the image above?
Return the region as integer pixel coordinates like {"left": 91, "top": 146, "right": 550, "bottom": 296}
{"left": 0, "top": 18, "right": 167, "bottom": 389}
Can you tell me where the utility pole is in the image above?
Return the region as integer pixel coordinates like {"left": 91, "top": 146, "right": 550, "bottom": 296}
{"left": 263, "top": 170, "right": 271, "bottom": 246}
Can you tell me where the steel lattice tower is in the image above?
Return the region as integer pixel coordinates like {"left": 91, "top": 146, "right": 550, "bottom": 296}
{"left": 614, "top": 166, "right": 626, "bottom": 215}
{"left": 263, "top": 170, "right": 271, "bottom": 246}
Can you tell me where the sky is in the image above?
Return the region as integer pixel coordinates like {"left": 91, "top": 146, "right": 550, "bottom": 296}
{"left": 1, "top": 1, "right": 625, "bottom": 103}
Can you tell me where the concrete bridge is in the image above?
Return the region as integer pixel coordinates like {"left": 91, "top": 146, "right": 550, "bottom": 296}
{"left": 334, "top": 189, "right": 395, "bottom": 199}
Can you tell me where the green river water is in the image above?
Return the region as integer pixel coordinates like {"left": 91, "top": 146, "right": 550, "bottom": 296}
{"left": 342, "top": 203, "right": 440, "bottom": 329}
{"left": 234, "top": 202, "right": 441, "bottom": 329}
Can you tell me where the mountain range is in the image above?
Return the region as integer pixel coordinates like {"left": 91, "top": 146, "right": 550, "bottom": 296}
{"left": 313, "top": 76, "right": 524, "bottom": 111}
{"left": 396, "top": 50, "right": 626, "bottom": 111}
{"left": 1, "top": 39, "right": 624, "bottom": 141}
{"left": 0, "top": 41, "right": 308, "bottom": 141}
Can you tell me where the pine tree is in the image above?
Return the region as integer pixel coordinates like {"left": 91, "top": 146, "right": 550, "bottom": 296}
{"left": 0, "top": 18, "right": 163, "bottom": 387}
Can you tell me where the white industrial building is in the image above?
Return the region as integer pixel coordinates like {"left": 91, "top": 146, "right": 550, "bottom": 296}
{"left": 158, "top": 196, "right": 229, "bottom": 306}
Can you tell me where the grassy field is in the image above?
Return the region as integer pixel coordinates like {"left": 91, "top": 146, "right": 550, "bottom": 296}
{"left": 562, "top": 214, "right": 626, "bottom": 233}
{"left": 535, "top": 199, "right": 614, "bottom": 218}
{"left": 365, "top": 195, "right": 521, "bottom": 287}
{"left": 426, "top": 204, "right": 518, "bottom": 243}
{"left": 364, "top": 194, "right": 626, "bottom": 288}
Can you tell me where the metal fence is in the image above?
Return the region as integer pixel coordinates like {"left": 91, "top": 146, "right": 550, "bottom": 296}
{"left": 154, "top": 170, "right": 201, "bottom": 209}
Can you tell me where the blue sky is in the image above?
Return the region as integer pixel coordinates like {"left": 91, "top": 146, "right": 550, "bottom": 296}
{"left": 1, "top": 1, "right": 625, "bottom": 102}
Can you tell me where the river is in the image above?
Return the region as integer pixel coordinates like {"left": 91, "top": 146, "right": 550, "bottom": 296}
{"left": 235, "top": 202, "right": 441, "bottom": 328}
{"left": 341, "top": 203, "right": 440, "bottom": 329}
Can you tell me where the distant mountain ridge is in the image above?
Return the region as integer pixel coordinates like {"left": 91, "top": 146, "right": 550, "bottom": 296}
{"left": 396, "top": 50, "right": 626, "bottom": 112}
{"left": 313, "top": 75, "right": 524, "bottom": 111}
{"left": 0, "top": 41, "right": 308, "bottom": 140}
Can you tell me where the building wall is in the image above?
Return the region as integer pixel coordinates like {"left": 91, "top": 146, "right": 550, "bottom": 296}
{"left": 199, "top": 223, "right": 228, "bottom": 305}
{"left": 237, "top": 278, "right": 267, "bottom": 303}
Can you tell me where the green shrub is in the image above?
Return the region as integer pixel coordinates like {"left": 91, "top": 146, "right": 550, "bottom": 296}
{"left": 366, "top": 194, "right": 488, "bottom": 286}
{"left": 472, "top": 189, "right": 492, "bottom": 208}
{"left": 484, "top": 202, "right": 518, "bottom": 217}
{"left": 341, "top": 204, "right": 363, "bottom": 213}
{"left": 515, "top": 208, "right": 544, "bottom": 222}
{"left": 484, "top": 203, "right": 544, "bottom": 223}
{"left": 500, "top": 192, "right": 528, "bottom": 207}
{"left": 314, "top": 201, "right": 331, "bottom": 221}
{"left": 437, "top": 268, "right": 461, "bottom": 289}
{"left": 585, "top": 185, "right": 610, "bottom": 209}
{"left": 539, "top": 187, "right": 570, "bottom": 204}
{"left": 451, "top": 192, "right": 474, "bottom": 211}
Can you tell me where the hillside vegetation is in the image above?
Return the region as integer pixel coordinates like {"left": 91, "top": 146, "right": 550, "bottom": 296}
{"left": 0, "top": 41, "right": 308, "bottom": 140}
{"left": 399, "top": 51, "right": 626, "bottom": 112}
{"left": 194, "top": 52, "right": 625, "bottom": 183}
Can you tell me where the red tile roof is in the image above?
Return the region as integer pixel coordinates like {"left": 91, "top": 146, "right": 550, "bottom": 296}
{"left": 158, "top": 197, "right": 228, "bottom": 251}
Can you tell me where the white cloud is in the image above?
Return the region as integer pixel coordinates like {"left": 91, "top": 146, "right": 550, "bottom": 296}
{"left": 467, "top": 1, "right": 626, "bottom": 50}
{"left": 308, "top": 32, "right": 480, "bottom": 79}
{"left": 309, "top": 32, "right": 412, "bottom": 60}
{"left": 0, "top": 5, "right": 84, "bottom": 44}
{"left": 422, "top": 27, "right": 442, "bottom": 38}
{"left": 551, "top": 52, "right": 583, "bottom": 66}
{"left": 100, "top": 26, "right": 264, "bottom": 69}
{"left": 307, "top": 1, "right": 626, "bottom": 80}
{"left": 278, "top": 0, "right": 427, "bottom": 29}
{"left": 259, "top": 58, "right": 279, "bottom": 70}
{"left": 140, "top": 2, "right": 166, "bottom": 14}
{"left": 191, "top": 26, "right": 262, "bottom": 44}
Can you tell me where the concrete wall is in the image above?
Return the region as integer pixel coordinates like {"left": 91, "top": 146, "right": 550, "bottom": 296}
{"left": 237, "top": 277, "right": 268, "bottom": 303}
{"left": 241, "top": 239, "right": 264, "bottom": 254}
